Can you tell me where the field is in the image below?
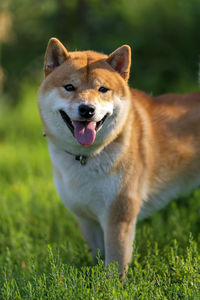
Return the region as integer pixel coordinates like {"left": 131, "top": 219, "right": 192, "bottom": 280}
{"left": 0, "top": 85, "right": 200, "bottom": 299}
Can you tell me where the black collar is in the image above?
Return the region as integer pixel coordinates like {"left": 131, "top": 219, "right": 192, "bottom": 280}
{"left": 65, "top": 150, "right": 88, "bottom": 166}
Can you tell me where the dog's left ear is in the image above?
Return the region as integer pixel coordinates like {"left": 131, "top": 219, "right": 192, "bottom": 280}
{"left": 107, "top": 45, "right": 131, "bottom": 81}
{"left": 44, "top": 37, "right": 69, "bottom": 76}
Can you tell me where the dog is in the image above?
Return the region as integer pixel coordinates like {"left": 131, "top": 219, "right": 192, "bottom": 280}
{"left": 38, "top": 37, "right": 200, "bottom": 281}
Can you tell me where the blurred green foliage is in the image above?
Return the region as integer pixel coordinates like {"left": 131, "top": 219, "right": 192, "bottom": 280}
{"left": 0, "top": 0, "right": 200, "bottom": 102}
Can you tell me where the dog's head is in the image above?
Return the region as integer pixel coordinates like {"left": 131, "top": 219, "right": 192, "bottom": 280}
{"left": 38, "top": 38, "right": 132, "bottom": 155}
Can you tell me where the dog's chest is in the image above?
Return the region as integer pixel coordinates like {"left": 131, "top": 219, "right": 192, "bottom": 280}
{"left": 49, "top": 145, "right": 121, "bottom": 226}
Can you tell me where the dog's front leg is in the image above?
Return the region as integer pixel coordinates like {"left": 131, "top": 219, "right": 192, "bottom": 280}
{"left": 105, "top": 219, "right": 136, "bottom": 281}
{"left": 105, "top": 196, "right": 139, "bottom": 281}
{"left": 76, "top": 216, "right": 105, "bottom": 260}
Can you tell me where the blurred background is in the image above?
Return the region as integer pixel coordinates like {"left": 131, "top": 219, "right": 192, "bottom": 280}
{"left": 0, "top": 0, "right": 199, "bottom": 104}
{"left": 0, "top": 1, "right": 200, "bottom": 290}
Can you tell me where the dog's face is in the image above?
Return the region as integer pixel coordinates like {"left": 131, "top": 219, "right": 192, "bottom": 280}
{"left": 38, "top": 38, "right": 132, "bottom": 154}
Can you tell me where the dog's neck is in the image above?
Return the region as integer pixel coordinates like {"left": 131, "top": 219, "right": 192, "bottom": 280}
{"left": 43, "top": 131, "right": 89, "bottom": 166}
{"left": 64, "top": 150, "right": 88, "bottom": 166}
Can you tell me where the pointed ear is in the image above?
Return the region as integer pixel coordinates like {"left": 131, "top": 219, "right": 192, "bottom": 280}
{"left": 107, "top": 45, "right": 131, "bottom": 81}
{"left": 44, "top": 38, "right": 69, "bottom": 76}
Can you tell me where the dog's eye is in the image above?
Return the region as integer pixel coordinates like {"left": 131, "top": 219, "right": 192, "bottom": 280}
{"left": 98, "top": 86, "right": 109, "bottom": 93}
{"left": 64, "top": 84, "right": 76, "bottom": 92}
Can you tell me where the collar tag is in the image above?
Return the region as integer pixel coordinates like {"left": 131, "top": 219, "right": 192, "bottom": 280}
{"left": 76, "top": 155, "right": 88, "bottom": 166}
{"left": 65, "top": 150, "right": 88, "bottom": 166}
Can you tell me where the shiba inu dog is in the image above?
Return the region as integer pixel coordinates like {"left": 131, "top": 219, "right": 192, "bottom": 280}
{"left": 38, "top": 37, "right": 200, "bottom": 281}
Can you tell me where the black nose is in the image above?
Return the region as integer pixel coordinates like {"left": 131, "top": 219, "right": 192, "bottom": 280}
{"left": 79, "top": 104, "right": 95, "bottom": 119}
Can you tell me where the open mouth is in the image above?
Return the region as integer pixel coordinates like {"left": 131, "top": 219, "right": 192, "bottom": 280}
{"left": 59, "top": 110, "right": 74, "bottom": 134}
{"left": 59, "top": 110, "right": 108, "bottom": 146}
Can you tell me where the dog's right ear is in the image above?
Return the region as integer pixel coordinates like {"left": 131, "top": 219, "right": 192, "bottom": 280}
{"left": 44, "top": 38, "right": 69, "bottom": 76}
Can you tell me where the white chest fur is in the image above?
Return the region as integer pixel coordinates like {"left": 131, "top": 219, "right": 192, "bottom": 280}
{"left": 48, "top": 142, "right": 121, "bottom": 229}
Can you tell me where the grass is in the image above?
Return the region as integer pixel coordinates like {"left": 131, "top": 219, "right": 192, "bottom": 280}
{"left": 0, "top": 85, "right": 200, "bottom": 299}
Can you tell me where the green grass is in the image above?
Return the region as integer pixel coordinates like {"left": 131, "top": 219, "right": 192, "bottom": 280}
{"left": 0, "top": 86, "right": 200, "bottom": 299}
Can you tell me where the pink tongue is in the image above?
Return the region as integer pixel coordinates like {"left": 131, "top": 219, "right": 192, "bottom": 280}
{"left": 72, "top": 121, "right": 96, "bottom": 146}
